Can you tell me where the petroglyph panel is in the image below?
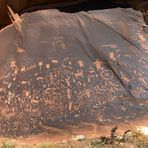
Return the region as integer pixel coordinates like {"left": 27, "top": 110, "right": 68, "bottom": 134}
{"left": 0, "top": 8, "right": 147, "bottom": 137}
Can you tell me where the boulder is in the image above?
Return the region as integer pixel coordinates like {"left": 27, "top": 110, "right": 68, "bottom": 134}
{"left": 0, "top": 8, "right": 147, "bottom": 137}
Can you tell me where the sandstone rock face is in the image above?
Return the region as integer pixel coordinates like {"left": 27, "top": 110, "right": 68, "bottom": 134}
{"left": 0, "top": 0, "right": 148, "bottom": 29}
{"left": 0, "top": 8, "right": 147, "bottom": 137}
{"left": 5, "top": 0, "right": 148, "bottom": 13}
{"left": 0, "top": 0, "right": 11, "bottom": 28}
{"left": 5, "top": 0, "right": 89, "bottom": 12}
{"left": 0, "top": 0, "right": 89, "bottom": 28}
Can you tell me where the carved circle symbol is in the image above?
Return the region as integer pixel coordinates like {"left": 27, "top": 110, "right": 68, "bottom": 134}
{"left": 20, "top": 123, "right": 30, "bottom": 133}
{"left": 100, "top": 70, "right": 114, "bottom": 80}
{"left": 13, "top": 121, "right": 20, "bottom": 130}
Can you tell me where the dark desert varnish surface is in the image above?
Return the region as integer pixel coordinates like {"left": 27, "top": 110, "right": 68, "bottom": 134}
{"left": 0, "top": 6, "right": 147, "bottom": 139}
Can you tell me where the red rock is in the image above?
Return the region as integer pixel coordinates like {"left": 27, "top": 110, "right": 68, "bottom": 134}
{"left": 0, "top": 8, "right": 147, "bottom": 137}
